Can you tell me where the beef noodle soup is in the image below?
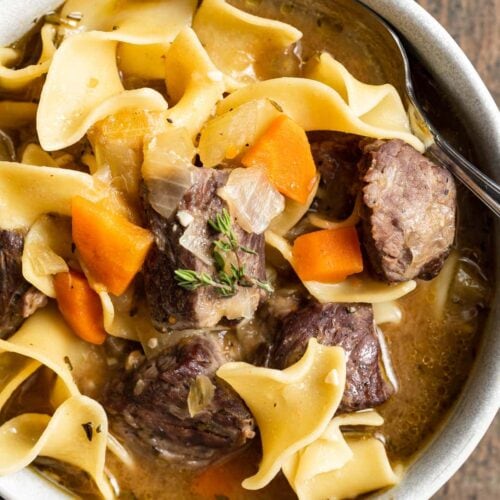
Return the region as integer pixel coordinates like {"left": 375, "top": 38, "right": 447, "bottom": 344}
{"left": 0, "top": 0, "right": 492, "bottom": 499}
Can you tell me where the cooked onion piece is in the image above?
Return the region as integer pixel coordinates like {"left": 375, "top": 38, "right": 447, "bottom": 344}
{"left": 193, "top": 0, "right": 302, "bottom": 88}
{"left": 217, "top": 338, "right": 346, "bottom": 489}
{"left": 142, "top": 128, "right": 196, "bottom": 219}
{"left": 89, "top": 108, "right": 171, "bottom": 196}
{"left": 188, "top": 374, "right": 216, "bottom": 418}
{"left": 218, "top": 166, "right": 285, "bottom": 234}
{"left": 217, "top": 77, "right": 424, "bottom": 152}
{"left": 22, "top": 215, "right": 72, "bottom": 298}
{"left": 178, "top": 218, "right": 213, "bottom": 265}
{"left": 198, "top": 99, "right": 282, "bottom": 168}
{"left": 265, "top": 231, "right": 417, "bottom": 303}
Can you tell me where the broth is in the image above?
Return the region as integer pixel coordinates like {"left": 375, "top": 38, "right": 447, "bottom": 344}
{"left": 0, "top": 0, "right": 493, "bottom": 498}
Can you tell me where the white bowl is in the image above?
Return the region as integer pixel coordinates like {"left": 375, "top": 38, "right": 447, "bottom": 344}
{"left": 0, "top": 0, "right": 498, "bottom": 498}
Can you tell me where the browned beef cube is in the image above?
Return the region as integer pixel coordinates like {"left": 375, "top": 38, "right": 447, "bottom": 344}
{"left": 308, "top": 131, "right": 363, "bottom": 219}
{"left": 0, "top": 229, "right": 47, "bottom": 338}
{"left": 359, "top": 139, "right": 456, "bottom": 282}
{"left": 142, "top": 168, "right": 267, "bottom": 331}
{"left": 270, "top": 302, "right": 394, "bottom": 413}
{"left": 105, "top": 334, "right": 255, "bottom": 467}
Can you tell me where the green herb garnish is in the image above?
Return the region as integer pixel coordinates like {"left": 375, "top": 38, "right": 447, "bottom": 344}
{"left": 175, "top": 209, "right": 273, "bottom": 297}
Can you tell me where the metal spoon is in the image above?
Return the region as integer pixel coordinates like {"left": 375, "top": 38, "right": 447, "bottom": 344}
{"left": 352, "top": 0, "right": 500, "bottom": 217}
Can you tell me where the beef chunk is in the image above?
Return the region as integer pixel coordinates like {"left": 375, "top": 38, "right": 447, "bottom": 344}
{"left": 308, "top": 131, "right": 363, "bottom": 219}
{"left": 0, "top": 230, "right": 47, "bottom": 338}
{"left": 270, "top": 302, "right": 393, "bottom": 413}
{"left": 105, "top": 334, "right": 255, "bottom": 466}
{"left": 142, "top": 168, "right": 267, "bottom": 331}
{"left": 359, "top": 139, "right": 456, "bottom": 282}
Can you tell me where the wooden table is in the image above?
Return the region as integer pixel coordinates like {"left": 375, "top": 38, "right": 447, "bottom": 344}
{"left": 417, "top": 0, "right": 499, "bottom": 103}
{"left": 416, "top": 2, "right": 499, "bottom": 498}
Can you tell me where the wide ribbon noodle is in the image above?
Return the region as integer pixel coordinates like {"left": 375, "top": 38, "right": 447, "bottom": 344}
{"left": 0, "top": 24, "right": 56, "bottom": 92}
{"left": 60, "top": 0, "right": 198, "bottom": 80}
{"left": 193, "top": 0, "right": 302, "bottom": 88}
{"left": 306, "top": 53, "right": 411, "bottom": 134}
{"left": 265, "top": 230, "right": 417, "bottom": 303}
{"left": 0, "top": 102, "right": 37, "bottom": 130}
{"left": 217, "top": 77, "right": 423, "bottom": 152}
{"left": 60, "top": 0, "right": 197, "bottom": 44}
{"left": 0, "top": 161, "right": 101, "bottom": 230}
{"left": 0, "top": 307, "right": 117, "bottom": 498}
{"left": 282, "top": 412, "right": 398, "bottom": 500}
{"left": 36, "top": 31, "right": 168, "bottom": 151}
{"left": 164, "top": 27, "right": 225, "bottom": 138}
{"left": 217, "top": 339, "right": 346, "bottom": 489}
{"left": 0, "top": 0, "right": 428, "bottom": 497}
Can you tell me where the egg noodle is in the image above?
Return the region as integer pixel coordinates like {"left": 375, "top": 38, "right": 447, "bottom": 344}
{"left": 0, "top": 0, "right": 425, "bottom": 498}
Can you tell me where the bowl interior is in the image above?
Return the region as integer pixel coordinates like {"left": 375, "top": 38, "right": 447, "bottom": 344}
{"left": 0, "top": 1, "right": 498, "bottom": 499}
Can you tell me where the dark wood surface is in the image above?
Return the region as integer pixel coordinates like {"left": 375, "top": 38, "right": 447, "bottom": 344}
{"left": 416, "top": 2, "right": 499, "bottom": 498}
{"left": 417, "top": 0, "right": 499, "bottom": 103}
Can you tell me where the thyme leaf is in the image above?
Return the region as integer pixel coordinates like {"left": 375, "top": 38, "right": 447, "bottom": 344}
{"left": 175, "top": 209, "right": 273, "bottom": 297}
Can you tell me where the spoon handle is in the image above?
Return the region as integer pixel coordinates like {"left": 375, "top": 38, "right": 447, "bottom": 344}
{"left": 427, "top": 137, "right": 500, "bottom": 217}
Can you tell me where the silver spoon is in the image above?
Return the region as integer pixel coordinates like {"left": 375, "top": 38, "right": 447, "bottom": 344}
{"left": 351, "top": 0, "right": 500, "bottom": 217}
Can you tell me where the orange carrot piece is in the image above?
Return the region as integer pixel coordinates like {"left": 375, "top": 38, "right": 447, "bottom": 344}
{"left": 241, "top": 114, "right": 317, "bottom": 204}
{"left": 292, "top": 226, "right": 363, "bottom": 283}
{"left": 54, "top": 270, "right": 106, "bottom": 345}
{"left": 72, "top": 196, "right": 154, "bottom": 295}
{"left": 191, "top": 457, "right": 254, "bottom": 499}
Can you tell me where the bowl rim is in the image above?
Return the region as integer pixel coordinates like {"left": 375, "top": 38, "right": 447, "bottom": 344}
{"left": 0, "top": 0, "right": 498, "bottom": 499}
{"left": 361, "top": 1, "right": 500, "bottom": 499}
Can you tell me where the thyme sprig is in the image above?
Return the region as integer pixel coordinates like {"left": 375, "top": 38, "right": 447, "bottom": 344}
{"left": 175, "top": 209, "right": 273, "bottom": 297}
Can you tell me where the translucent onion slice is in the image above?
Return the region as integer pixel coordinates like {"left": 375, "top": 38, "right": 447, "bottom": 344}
{"left": 145, "top": 174, "right": 194, "bottom": 220}
{"left": 22, "top": 215, "right": 73, "bottom": 297}
{"left": 142, "top": 128, "right": 196, "bottom": 219}
{"left": 179, "top": 216, "right": 212, "bottom": 265}
{"left": 198, "top": 99, "right": 281, "bottom": 168}
{"left": 218, "top": 166, "right": 285, "bottom": 234}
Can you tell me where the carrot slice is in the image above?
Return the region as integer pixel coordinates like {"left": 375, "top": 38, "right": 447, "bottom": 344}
{"left": 54, "top": 270, "right": 106, "bottom": 345}
{"left": 191, "top": 456, "right": 254, "bottom": 499}
{"left": 72, "top": 196, "right": 154, "bottom": 295}
{"left": 292, "top": 226, "right": 363, "bottom": 283}
{"left": 241, "top": 114, "right": 317, "bottom": 204}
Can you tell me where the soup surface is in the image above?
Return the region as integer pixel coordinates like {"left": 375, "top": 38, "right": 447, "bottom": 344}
{"left": 0, "top": 0, "right": 493, "bottom": 499}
